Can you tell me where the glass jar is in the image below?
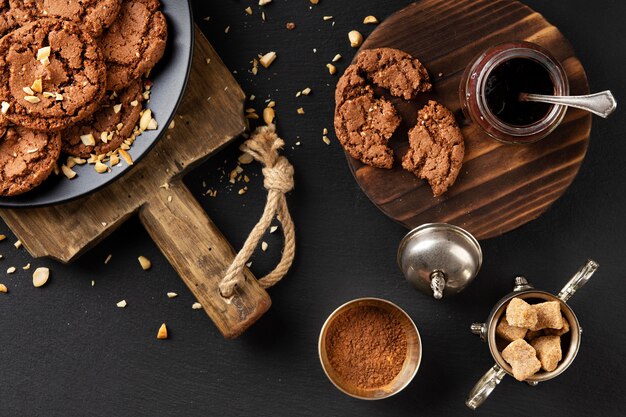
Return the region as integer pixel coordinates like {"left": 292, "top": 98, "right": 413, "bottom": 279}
{"left": 460, "top": 41, "right": 569, "bottom": 144}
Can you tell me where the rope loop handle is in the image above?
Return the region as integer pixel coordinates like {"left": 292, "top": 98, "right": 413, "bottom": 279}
{"left": 219, "top": 124, "right": 296, "bottom": 298}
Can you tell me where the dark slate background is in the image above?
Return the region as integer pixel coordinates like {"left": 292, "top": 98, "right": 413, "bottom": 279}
{"left": 1, "top": 1, "right": 624, "bottom": 416}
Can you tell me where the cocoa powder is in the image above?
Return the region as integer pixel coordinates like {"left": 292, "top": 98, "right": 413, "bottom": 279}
{"left": 325, "top": 305, "right": 408, "bottom": 389}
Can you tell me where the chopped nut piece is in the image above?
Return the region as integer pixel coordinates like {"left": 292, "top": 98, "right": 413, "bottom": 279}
{"left": 80, "top": 134, "right": 96, "bottom": 146}
{"left": 1, "top": 101, "right": 9, "bottom": 114}
{"left": 62, "top": 165, "right": 77, "bottom": 179}
{"left": 157, "top": 323, "right": 168, "bottom": 339}
{"left": 37, "top": 46, "right": 51, "bottom": 61}
{"left": 117, "top": 300, "right": 127, "bottom": 308}
{"left": 24, "top": 95, "right": 41, "bottom": 104}
{"left": 31, "top": 79, "right": 43, "bottom": 94}
{"left": 104, "top": 254, "right": 112, "bottom": 264}
{"left": 297, "top": 107, "right": 305, "bottom": 115}
{"left": 326, "top": 63, "right": 337, "bottom": 75}
{"left": 0, "top": 235, "right": 5, "bottom": 241}
{"left": 363, "top": 15, "right": 379, "bottom": 24}
{"left": 332, "top": 54, "right": 342, "bottom": 62}
{"left": 23, "top": 87, "right": 35, "bottom": 95}
{"left": 94, "top": 161, "right": 108, "bottom": 173}
{"left": 348, "top": 30, "right": 364, "bottom": 47}
{"left": 323, "top": 16, "right": 333, "bottom": 21}
{"left": 263, "top": 107, "right": 275, "bottom": 125}
{"left": 23, "top": 263, "right": 31, "bottom": 270}
{"left": 119, "top": 149, "right": 133, "bottom": 165}
{"left": 130, "top": 100, "right": 139, "bottom": 107}
{"left": 147, "top": 118, "right": 158, "bottom": 130}
{"left": 32, "top": 267, "right": 50, "bottom": 287}
{"left": 13, "top": 240, "right": 21, "bottom": 249}
{"left": 40, "top": 57, "right": 50, "bottom": 66}
{"left": 238, "top": 188, "right": 247, "bottom": 195}
{"left": 259, "top": 0, "right": 271, "bottom": 5}
{"left": 140, "top": 109, "right": 152, "bottom": 131}
{"left": 301, "top": 87, "right": 312, "bottom": 95}
{"left": 109, "top": 154, "right": 120, "bottom": 167}
{"left": 322, "top": 136, "right": 331, "bottom": 145}
{"left": 245, "top": 6, "right": 252, "bottom": 15}
{"left": 261, "top": 241, "right": 268, "bottom": 251}
{"left": 7, "top": 267, "right": 16, "bottom": 274}
{"left": 0, "top": 283, "right": 7, "bottom": 293}
{"left": 55, "top": 93, "right": 63, "bottom": 101}
{"left": 138, "top": 256, "right": 152, "bottom": 270}
{"left": 323, "top": 128, "right": 328, "bottom": 135}
{"left": 259, "top": 51, "right": 277, "bottom": 68}
{"left": 310, "top": 0, "right": 319, "bottom": 3}
{"left": 167, "top": 292, "right": 178, "bottom": 299}
{"left": 42, "top": 92, "right": 55, "bottom": 98}
{"left": 192, "top": 302, "right": 202, "bottom": 310}
{"left": 270, "top": 226, "right": 278, "bottom": 233}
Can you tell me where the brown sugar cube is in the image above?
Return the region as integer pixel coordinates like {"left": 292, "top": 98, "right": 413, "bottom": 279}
{"left": 526, "top": 329, "right": 545, "bottom": 340}
{"left": 496, "top": 317, "right": 527, "bottom": 342}
{"left": 506, "top": 298, "right": 538, "bottom": 329}
{"left": 531, "top": 335, "right": 562, "bottom": 372}
{"left": 530, "top": 301, "right": 563, "bottom": 331}
{"left": 545, "top": 315, "right": 570, "bottom": 336}
{"left": 501, "top": 339, "right": 542, "bottom": 381}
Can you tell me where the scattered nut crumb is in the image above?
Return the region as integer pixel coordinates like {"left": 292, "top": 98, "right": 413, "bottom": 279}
{"left": 259, "top": 0, "right": 272, "bottom": 5}
{"left": 238, "top": 153, "right": 254, "bottom": 164}
{"left": 363, "top": 15, "right": 379, "bottom": 24}
{"left": 261, "top": 241, "right": 268, "bottom": 251}
{"left": 192, "top": 302, "right": 202, "bottom": 310}
{"left": 32, "top": 267, "right": 50, "bottom": 287}
{"left": 326, "top": 63, "right": 337, "bottom": 75}
{"left": 323, "top": 136, "right": 331, "bottom": 145}
{"left": 301, "top": 87, "right": 312, "bottom": 95}
{"left": 0, "top": 283, "right": 7, "bottom": 293}
{"left": 22, "top": 263, "right": 30, "bottom": 270}
{"left": 348, "top": 30, "right": 364, "bottom": 47}
{"left": 270, "top": 226, "right": 278, "bottom": 233}
{"left": 167, "top": 292, "right": 178, "bottom": 299}
{"left": 7, "top": 266, "right": 15, "bottom": 274}
{"left": 0, "top": 235, "right": 5, "bottom": 241}
{"left": 157, "top": 323, "right": 168, "bottom": 339}
{"left": 259, "top": 51, "right": 277, "bottom": 68}
{"left": 245, "top": 6, "right": 253, "bottom": 15}
{"left": 297, "top": 107, "right": 305, "bottom": 115}
{"left": 13, "top": 240, "right": 22, "bottom": 249}
{"left": 263, "top": 107, "right": 275, "bottom": 125}
{"left": 138, "top": 256, "right": 152, "bottom": 270}
{"left": 61, "top": 165, "right": 77, "bottom": 179}
{"left": 117, "top": 300, "right": 127, "bottom": 308}
{"left": 104, "top": 254, "right": 112, "bottom": 264}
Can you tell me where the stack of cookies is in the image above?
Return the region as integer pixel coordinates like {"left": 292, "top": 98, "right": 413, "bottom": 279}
{"left": 334, "top": 48, "right": 465, "bottom": 197}
{"left": 0, "top": 0, "right": 167, "bottom": 196}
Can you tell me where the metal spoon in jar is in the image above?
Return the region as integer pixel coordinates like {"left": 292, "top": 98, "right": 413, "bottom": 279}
{"left": 519, "top": 90, "right": 617, "bottom": 118}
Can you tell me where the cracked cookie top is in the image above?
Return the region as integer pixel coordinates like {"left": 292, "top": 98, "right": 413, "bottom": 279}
{"left": 99, "top": 0, "right": 167, "bottom": 91}
{"left": 0, "top": 18, "right": 107, "bottom": 131}
{"left": 21, "top": 0, "right": 122, "bottom": 38}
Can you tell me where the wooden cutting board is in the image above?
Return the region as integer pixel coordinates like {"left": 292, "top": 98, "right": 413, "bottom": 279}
{"left": 346, "top": 0, "right": 592, "bottom": 240}
{"left": 0, "top": 28, "right": 271, "bottom": 339}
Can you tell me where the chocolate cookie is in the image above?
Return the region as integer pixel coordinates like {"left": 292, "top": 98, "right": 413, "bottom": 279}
{"left": 0, "top": 126, "right": 61, "bottom": 196}
{"left": 99, "top": 0, "right": 167, "bottom": 91}
{"left": 335, "top": 95, "right": 401, "bottom": 169}
{"left": 0, "top": 0, "right": 35, "bottom": 36}
{"left": 62, "top": 79, "right": 143, "bottom": 157}
{"left": 23, "top": 0, "right": 122, "bottom": 37}
{"left": 355, "top": 48, "right": 432, "bottom": 100}
{"left": 334, "top": 64, "right": 372, "bottom": 108}
{"left": 0, "top": 18, "right": 107, "bottom": 132}
{"left": 402, "top": 101, "right": 465, "bottom": 197}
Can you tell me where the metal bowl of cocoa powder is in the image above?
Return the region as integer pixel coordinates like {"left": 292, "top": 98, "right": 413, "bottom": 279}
{"left": 318, "top": 298, "right": 422, "bottom": 400}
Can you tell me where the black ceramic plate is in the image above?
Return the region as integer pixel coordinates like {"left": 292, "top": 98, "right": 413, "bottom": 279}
{"left": 0, "top": 0, "right": 194, "bottom": 208}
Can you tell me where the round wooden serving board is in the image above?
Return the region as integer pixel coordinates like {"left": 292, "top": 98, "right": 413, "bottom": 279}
{"left": 345, "top": 0, "right": 592, "bottom": 240}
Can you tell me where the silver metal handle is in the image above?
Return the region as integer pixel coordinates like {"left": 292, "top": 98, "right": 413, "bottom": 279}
{"left": 466, "top": 364, "right": 507, "bottom": 410}
{"left": 430, "top": 271, "right": 446, "bottom": 300}
{"left": 519, "top": 90, "right": 617, "bottom": 118}
{"left": 558, "top": 259, "right": 599, "bottom": 303}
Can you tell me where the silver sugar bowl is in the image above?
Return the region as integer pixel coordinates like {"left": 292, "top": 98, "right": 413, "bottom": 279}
{"left": 466, "top": 259, "right": 599, "bottom": 409}
{"left": 397, "top": 223, "right": 483, "bottom": 299}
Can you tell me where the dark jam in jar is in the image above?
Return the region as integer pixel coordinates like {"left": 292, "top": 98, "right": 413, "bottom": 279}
{"left": 485, "top": 58, "right": 554, "bottom": 126}
{"left": 460, "top": 41, "right": 569, "bottom": 144}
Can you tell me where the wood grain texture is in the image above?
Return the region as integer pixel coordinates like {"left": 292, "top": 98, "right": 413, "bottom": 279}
{"left": 346, "top": 0, "right": 592, "bottom": 240}
{"left": 0, "top": 27, "right": 271, "bottom": 339}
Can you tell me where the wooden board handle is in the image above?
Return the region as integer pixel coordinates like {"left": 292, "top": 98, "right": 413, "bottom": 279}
{"left": 139, "top": 181, "right": 271, "bottom": 339}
